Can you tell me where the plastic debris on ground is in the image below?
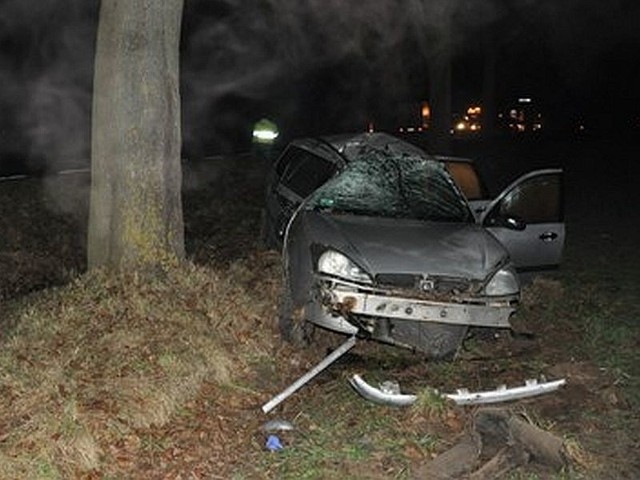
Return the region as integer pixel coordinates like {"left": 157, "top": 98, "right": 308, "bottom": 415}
{"left": 263, "top": 419, "right": 295, "bottom": 433}
{"left": 265, "top": 434, "right": 284, "bottom": 451}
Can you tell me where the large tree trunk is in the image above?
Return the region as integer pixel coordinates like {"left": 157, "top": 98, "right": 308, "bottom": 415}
{"left": 88, "top": 0, "right": 185, "bottom": 271}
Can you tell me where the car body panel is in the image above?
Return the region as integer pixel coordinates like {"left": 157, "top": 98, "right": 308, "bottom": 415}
{"left": 298, "top": 212, "right": 506, "bottom": 280}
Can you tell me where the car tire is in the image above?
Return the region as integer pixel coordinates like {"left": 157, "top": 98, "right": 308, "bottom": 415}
{"left": 391, "top": 320, "right": 468, "bottom": 360}
{"left": 278, "top": 287, "right": 315, "bottom": 347}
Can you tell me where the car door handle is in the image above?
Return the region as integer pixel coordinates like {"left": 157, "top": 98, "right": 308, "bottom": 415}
{"left": 539, "top": 232, "right": 558, "bottom": 242}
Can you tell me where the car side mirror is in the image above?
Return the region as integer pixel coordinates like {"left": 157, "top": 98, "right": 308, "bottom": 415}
{"left": 485, "top": 214, "right": 527, "bottom": 231}
{"left": 502, "top": 215, "right": 527, "bottom": 231}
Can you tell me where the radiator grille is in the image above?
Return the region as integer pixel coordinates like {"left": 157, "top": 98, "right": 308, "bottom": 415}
{"left": 374, "top": 274, "right": 473, "bottom": 294}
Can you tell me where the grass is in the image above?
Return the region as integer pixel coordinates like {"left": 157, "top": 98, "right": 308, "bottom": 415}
{"left": 519, "top": 271, "right": 640, "bottom": 409}
{"left": 1, "top": 146, "right": 639, "bottom": 478}
{"left": 0, "top": 259, "right": 280, "bottom": 478}
{"left": 247, "top": 381, "right": 444, "bottom": 479}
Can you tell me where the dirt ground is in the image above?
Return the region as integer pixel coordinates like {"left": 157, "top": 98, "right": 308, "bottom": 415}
{"left": 1, "top": 135, "right": 639, "bottom": 479}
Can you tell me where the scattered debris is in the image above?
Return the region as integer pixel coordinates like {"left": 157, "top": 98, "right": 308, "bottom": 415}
{"left": 349, "top": 374, "right": 566, "bottom": 407}
{"left": 262, "top": 419, "right": 295, "bottom": 433}
{"left": 448, "top": 378, "right": 567, "bottom": 405}
{"left": 265, "top": 435, "right": 284, "bottom": 452}
{"left": 261, "top": 336, "right": 357, "bottom": 413}
{"left": 349, "top": 374, "right": 417, "bottom": 407}
{"left": 415, "top": 408, "right": 571, "bottom": 479}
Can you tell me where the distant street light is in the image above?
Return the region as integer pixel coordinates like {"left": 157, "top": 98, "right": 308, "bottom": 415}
{"left": 252, "top": 118, "right": 279, "bottom": 145}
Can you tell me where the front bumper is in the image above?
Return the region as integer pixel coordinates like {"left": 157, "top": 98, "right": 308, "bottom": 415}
{"left": 350, "top": 374, "right": 567, "bottom": 407}
{"left": 307, "top": 277, "right": 517, "bottom": 334}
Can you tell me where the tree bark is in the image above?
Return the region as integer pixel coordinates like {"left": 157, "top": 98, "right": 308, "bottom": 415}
{"left": 429, "top": 51, "right": 452, "bottom": 154}
{"left": 88, "top": 0, "right": 185, "bottom": 271}
{"left": 428, "top": 6, "right": 453, "bottom": 155}
{"left": 481, "top": 28, "right": 498, "bottom": 138}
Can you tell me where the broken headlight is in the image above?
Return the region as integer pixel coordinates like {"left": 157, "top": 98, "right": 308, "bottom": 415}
{"left": 317, "top": 250, "right": 372, "bottom": 284}
{"left": 485, "top": 267, "right": 519, "bottom": 296}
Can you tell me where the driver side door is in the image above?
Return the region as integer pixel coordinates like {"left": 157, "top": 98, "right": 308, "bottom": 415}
{"left": 481, "top": 169, "right": 564, "bottom": 271}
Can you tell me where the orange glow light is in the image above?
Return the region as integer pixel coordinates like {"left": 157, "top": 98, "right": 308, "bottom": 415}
{"left": 467, "top": 106, "right": 482, "bottom": 116}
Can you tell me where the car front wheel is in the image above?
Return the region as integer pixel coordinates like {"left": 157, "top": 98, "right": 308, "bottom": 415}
{"left": 278, "top": 288, "right": 315, "bottom": 347}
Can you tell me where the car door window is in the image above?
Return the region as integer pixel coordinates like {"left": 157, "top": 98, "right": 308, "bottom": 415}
{"left": 275, "top": 147, "right": 304, "bottom": 179}
{"left": 487, "top": 174, "right": 562, "bottom": 225}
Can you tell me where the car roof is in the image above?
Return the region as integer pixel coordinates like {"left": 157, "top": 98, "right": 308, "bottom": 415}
{"left": 291, "top": 132, "right": 433, "bottom": 163}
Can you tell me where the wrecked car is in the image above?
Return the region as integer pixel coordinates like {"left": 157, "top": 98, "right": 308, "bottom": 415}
{"left": 262, "top": 132, "right": 563, "bottom": 359}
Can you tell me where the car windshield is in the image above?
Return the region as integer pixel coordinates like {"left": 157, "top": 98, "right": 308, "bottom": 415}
{"left": 307, "top": 147, "right": 473, "bottom": 223}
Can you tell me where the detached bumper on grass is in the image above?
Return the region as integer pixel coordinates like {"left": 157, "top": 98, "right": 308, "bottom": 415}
{"left": 349, "top": 374, "right": 566, "bottom": 407}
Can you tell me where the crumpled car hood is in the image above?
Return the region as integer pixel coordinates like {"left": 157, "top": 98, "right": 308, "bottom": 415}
{"left": 303, "top": 211, "right": 508, "bottom": 280}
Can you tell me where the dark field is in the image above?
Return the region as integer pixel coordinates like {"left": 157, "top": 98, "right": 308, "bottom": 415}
{"left": 0, "top": 136, "right": 638, "bottom": 479}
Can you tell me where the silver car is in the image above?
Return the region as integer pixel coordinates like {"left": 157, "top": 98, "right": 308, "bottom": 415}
{"left": 263, "top": 132, "right": 563, "bottom": 359}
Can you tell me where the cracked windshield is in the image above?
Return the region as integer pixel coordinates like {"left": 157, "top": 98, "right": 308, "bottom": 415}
{"left": 308, "top": 149, "right": 472, "bottom": 223}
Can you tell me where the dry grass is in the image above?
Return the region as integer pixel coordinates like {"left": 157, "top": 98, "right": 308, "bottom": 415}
{"left": 0, "top": 157, "right": 282, "bottom": 478}
{"left": 0, "top": 256, "right": 281, "bottom": 478}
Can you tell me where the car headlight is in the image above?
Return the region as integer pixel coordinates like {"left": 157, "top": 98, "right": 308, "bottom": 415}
{"left": 317, "top": 250, "right": 372, "bottom": 284}
{"left": 485, "top": 267, "right": 519, "bottom": 296}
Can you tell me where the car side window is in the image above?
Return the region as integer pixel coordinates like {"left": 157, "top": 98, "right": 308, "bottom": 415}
{"left": 444, "top": 161, "right": 487, "bottom": 200}
{"left": 488, "top": 174, "right": 562, "bottom": 224}
{"left": 275, "top": 147, "right": 304, "bottom": 179}
{"left": 281, "top": 152, "right": 337, "bottom": 199}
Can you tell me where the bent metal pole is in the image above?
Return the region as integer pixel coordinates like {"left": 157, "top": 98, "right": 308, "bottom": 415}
{"left": 262, "top": 336, "right": 357, "bottom": 414}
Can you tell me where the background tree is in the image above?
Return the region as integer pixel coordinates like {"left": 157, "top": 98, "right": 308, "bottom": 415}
{"left": 88, "top": 0, "right": 185, "bottom": 271}
{"left": 406, "top": 0, "right": 454, "bottom": 154}
{"left": 481, "top": 26, "right": 498, "bottom": 138}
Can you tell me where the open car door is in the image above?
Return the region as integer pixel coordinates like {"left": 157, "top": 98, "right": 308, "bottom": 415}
{"left": 480, "top": 169, "right": 564, "bottom": 271}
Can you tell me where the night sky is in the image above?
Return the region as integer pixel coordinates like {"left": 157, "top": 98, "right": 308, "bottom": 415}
{"left": 0, "top": 0, "right": 638, "bottom": 168}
